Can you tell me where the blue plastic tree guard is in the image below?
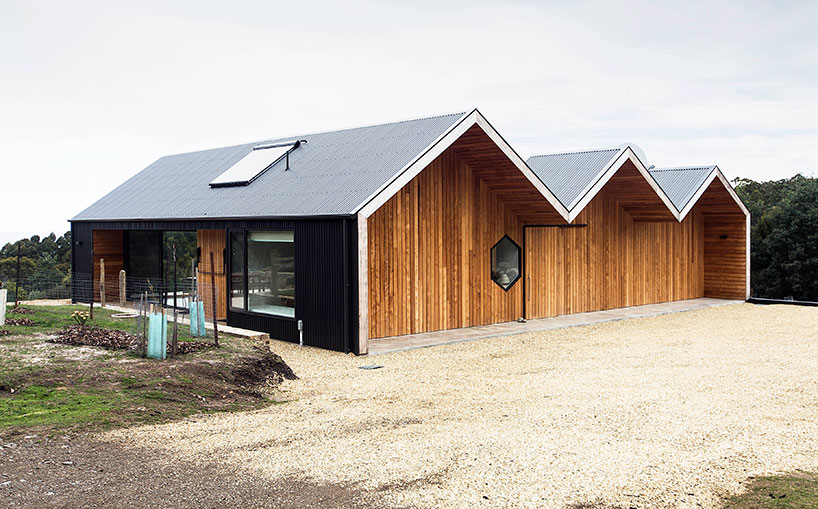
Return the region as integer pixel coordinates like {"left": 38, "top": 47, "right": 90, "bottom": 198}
{"left": 147, "top": 312, "right": 167, "bottom": 359}
{"left": 189, "top": 300, "right": 207, "bottom": 338}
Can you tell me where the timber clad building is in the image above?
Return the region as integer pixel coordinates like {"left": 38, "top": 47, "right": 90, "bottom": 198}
{"left": 71, "top": 110, "right": 750, "bottom": 354}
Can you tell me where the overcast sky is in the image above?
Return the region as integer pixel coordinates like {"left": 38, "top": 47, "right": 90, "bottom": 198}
{"left": 1, "top": 0, "right": 816, "bottom": 246}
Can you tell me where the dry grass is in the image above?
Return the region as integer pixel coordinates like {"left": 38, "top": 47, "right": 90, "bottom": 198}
{"left": 102, "top": 303, "right": 818, "bottom": 508}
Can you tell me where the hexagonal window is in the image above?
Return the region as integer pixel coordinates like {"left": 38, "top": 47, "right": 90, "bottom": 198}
{"left": 490, "top": 235, "right": 521, "bottom": 291}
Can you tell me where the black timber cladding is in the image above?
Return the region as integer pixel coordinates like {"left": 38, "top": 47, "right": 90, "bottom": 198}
{"left": 70, "top": 218, "right": 358, "bottom": 353}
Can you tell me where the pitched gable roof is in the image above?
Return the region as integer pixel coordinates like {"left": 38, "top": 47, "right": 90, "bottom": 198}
{"left": 72, "top": 112, "right": 468, "bottom": 221}
{"left": 650, "top": 165, "right": 749, "bottom": 219}
{"left": 526, "top": 148, "right": 621, "bottom": 210}
{"left": 649, "top": 166, "right": 716, "bottom": 212}
{"left": 355, "top": 110, "right": 568, "bottom": 219}
{"left": 526, "top": 144, "right": 679, "bottom": 222}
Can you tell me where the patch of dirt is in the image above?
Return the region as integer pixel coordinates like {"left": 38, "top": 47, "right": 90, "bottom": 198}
{"left": 228, "top": 347, "right": 298, "bottom": 389}
{"left": 9, "top": 307, "right": 35, "bottom": 315}
{"left": 566, "top": 500, "right": 624, "bottom": 509}
{"left": 0, "top": 434, "right": 377, "bottom": 509}
{"left": 17, "top": 299, "right": 70, "bottom": 306}
{"left": 4, "top": 318, "right": 34, "bottom": 326}
{"left": 0, "top": 330, "right": 10, "bottom": 336}
{"left": 1, "top": 341, "right": 299, "bottom": 437}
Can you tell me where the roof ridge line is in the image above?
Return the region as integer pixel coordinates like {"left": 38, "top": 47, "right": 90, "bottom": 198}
{"left": 268, "top": 110, "right": 469, "bottom": 142}
{"left": 650, "top": 166, "right": 716, "bottom": 172}
{"left": 528, "top": 147, "right": 620, "bottom": 158}
{"left": 156, "top": 111, "right": 471, "bottom": 160}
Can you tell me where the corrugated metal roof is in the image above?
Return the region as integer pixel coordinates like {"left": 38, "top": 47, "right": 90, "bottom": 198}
{"left": 72, "top": 112, "right": 467, "bottom": 221}
{"left": 525, "top": 148, "right": 621, "bottom": 209}
{"left": 649, "top": 166, "right": 716, "bottom": 212}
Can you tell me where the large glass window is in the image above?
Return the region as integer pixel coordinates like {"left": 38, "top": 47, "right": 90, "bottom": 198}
{"left": 230, "top": 231, "right": 245, "bottom": 310}
{"left": 237, "top": 231, "right": 295, "bottom": 318}
{"left": 491, "top": 235, "right": 521, "bottom": 291}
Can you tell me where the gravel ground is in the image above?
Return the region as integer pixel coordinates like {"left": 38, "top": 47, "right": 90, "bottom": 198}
{"left": 8, "top": 303, "right": 818, "bottom": 508}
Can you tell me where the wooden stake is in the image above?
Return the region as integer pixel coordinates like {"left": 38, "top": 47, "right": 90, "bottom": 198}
{"left": 142, "top": 291, "right": 148, "bottom": 356}
{"left": 164, "top": 246, "right": 170, "bottom": 311}
{"left": 89, "top": 249, "right": 94, "bottom": 320}
{"left": 119, "top": 270, "right": 126, "bottom": 306}
{"left": 172, "top": 245, "right": 178, "bottom": 357}
{"left": 99, "top": 258, "right": 106, "bottom": 308}
{"left": 138, "top": 293, "right": 145, "bottom": 357}
{"left": 14, "top": 242, "right": 21, "bottom": 307}
{"left": 210, "top": 251, "right": 219, "bottom": 347}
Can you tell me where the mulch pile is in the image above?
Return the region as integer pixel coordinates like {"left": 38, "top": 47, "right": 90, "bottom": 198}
{"left": 4, "top": 318, "right": 35, "bottom": 326}
{"left": 51, "top": 325, "right": 139, "bottom": 350}
{"left": 10, "top": 307, "right": 35, "bottom": 315}
{"left": 0, "top": 330, "right": 10, "bottom": 336}
{"left": 49, "top": 325, "right": 214, "bottom": 355}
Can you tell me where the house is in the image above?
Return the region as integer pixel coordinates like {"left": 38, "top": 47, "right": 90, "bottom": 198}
{"left": 70, "top": 109, "right": 750, "bottom": 354}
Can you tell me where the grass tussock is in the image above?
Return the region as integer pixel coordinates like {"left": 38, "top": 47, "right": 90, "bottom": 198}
{"left": 723, "top": 471, "right": 818, "bottom": 508}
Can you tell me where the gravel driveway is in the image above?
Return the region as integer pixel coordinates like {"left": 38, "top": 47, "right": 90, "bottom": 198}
{"left": 8, "top": 303, "right": 818, "bottom": 508}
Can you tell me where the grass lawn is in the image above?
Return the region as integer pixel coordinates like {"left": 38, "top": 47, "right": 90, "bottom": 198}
{"left": 2, "top": 303, "right": 209, "bottom": 342}
{"left": 0, "top": 303, "right": 293, "bottom": 438}
{"left": 722, "top": 471, "right": 818, "bottom": 508}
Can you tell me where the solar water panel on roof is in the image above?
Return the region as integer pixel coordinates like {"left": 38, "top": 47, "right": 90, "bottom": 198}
{"left": 208, "top": 141, "right": 300, "bottom": 187}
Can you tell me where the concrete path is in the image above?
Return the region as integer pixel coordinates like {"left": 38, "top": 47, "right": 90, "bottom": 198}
{"left": 367, "top": 297, "right": 742, "bottom": 355}
{"left": 90, "top": 303, "right": 269, "bottom": 340}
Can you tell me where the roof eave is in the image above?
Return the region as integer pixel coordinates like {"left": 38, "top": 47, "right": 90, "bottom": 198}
{"left": 69, "top": 213, "right": 357, "bottom": 223}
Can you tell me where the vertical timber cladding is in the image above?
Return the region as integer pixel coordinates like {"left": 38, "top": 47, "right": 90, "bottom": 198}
{"left": 699, "top": 180, "right": 748, "bottom": 299}
{"left": 703, "top": 216, "right": 746, "bottom": 299}
{"left": 526, "top": 162, "right": 706, "bottom": 319}
{"left": 197, "top": 229, "right": 226, "bottom": 320}
{"left": 525, "top": 208, "right": 704, "bottom": 319}
{"left": 92, "top": 229, "right": 125, "bottom": 303}
{"left": 367, "top": 149, "right": 524, "bottom": 339}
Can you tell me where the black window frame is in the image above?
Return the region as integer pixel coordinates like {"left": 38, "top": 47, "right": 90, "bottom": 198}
{"left": 490, "top": 234, "right": 521, "bottom": 292}
{"left": 228, "top": 228, "right": 297, "bottom": 320}
{"left": 229, "top": 230, "right": 247, "bottom": 312}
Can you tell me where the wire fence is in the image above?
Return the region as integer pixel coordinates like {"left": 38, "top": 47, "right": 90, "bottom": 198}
{"left": 1, "top": 272, "right": 222, "bottom": 339}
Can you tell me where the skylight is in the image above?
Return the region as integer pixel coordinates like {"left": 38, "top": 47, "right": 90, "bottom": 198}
{"left": 209, "top": 141, "right": 303, "bottom": 188}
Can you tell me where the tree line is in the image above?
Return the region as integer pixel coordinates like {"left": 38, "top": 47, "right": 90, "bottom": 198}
{"left": 734, "top": 174, "right": 818, "bottom": 301}
{"left": 0, "top": 232, "right": 72, "bottom": 299}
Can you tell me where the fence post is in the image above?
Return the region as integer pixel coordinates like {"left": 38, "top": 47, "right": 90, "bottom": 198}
{"left": 89, "top": 250, "right": 94, "bottom": 320}
{"left": 0, "top": 289, "right": 6, "bottom": 326}
{"left": 142, "top": 291, "right": 148, "bottom": 355}
{"left": 15, "top": 242, "right": 21, "bottom": 307}
{"left": 172, "top": 245, "right": 178, "bottom": 357}
{"left": 210, "top": 251, "right": 219, "bottom": 347}
{"left": 99, "top": 258, "right": 106, "bottom": 308}
{"left": 164, "top": 246, "right": 169, "bottom": 311}
{"left": 119, "top": 270, "right": 126, "bottom": 306}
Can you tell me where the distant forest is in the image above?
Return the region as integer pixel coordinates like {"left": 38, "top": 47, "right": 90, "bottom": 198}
{"left": 0, "top": 232, "right": 198, "bottom": 300}
{"left": 0, "top": 232, "right": 72, "bottom": 299}
{"left": 734, "top": 174, "right": 818, "bottom": 301}
{"left": 1, "top": 175, "right": 816, "bottom": 301}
